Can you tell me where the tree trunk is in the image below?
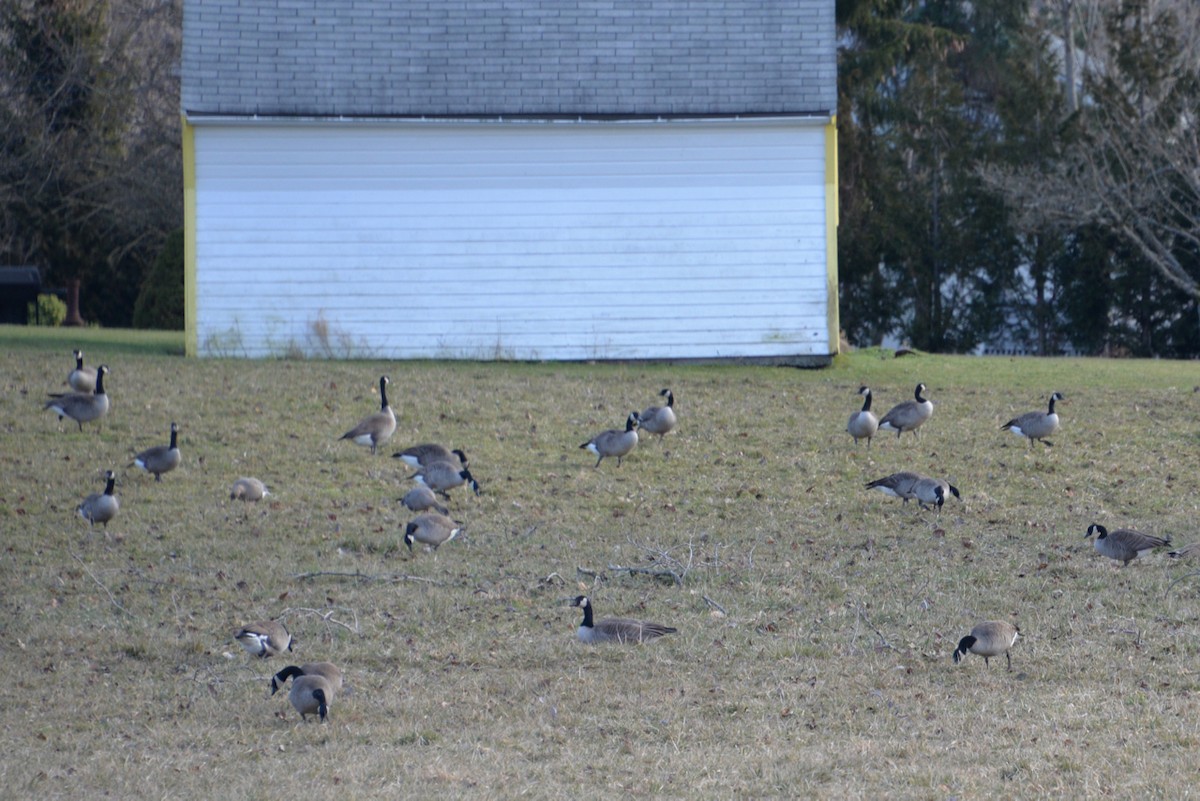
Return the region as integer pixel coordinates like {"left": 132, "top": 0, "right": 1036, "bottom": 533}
{"left": 63, "top": 278, "right": 85, "bottom": 327}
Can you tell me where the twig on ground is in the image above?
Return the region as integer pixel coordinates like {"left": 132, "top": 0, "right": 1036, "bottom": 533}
{"left": 1164, "top": 570, "right": 1200, "bottom": 598}
{"left": 71, "top": 552, "right": 132, "bottom": 617}
{"left": 855, "top": 602, "right": 897, "bottom": 652}
{"left": 576, "top": 566, "right": 606, "bottom": 584}
{"left": 291, "top": 570, "right": 441, "bottom": 585}
{"left": 702, "top": 595, "right": 727, "bottom": 615}
{"left": 608, "top": 563, "right": 682, "bottom": 586}
{"left": 281, "top": 606, "right": 360, "bottom": 635}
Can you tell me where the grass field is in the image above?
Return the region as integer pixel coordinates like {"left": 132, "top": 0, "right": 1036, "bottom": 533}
{"left": 3, "top": 327, "right": 1200, "bottom": 799}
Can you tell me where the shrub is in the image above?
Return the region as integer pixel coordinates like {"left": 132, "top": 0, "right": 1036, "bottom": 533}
{"left": 133, "top": 229, "right": 184, "bottom": 330}
{"left": 27, "top": 293, "right": 67, "bottom": 326}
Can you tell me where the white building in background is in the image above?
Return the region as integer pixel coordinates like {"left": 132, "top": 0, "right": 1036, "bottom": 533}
{"left": 180, "top": 1, "right": 840, "bottom": 363}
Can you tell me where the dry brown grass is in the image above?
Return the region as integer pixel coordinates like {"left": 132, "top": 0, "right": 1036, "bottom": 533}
{"left": 3, "top": 337, "right": 1200, "bottom": 799}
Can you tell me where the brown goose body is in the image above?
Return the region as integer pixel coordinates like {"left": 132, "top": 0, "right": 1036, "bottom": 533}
{"left": 571, "top": 595, "right": 677, "bottom": 644}
{"left": 580, "top": 412, "right": 640, "bottom": 467}
{"left": 1085, "top": 524, "right": 1170, "bottom": 566}
{"left": 270, "top": 662, "right": 343, "bottom": 696}
{"left": 392, "top": 443, "right": 467, "bottom": 470}
{"left": 288, "top": 674, "right": 333, "bottom": 722}
{"left": 1001, "top": 392, "right": 1063, "bottom": 448}
{"left": 78, "top": 470, "right": 119, "bottom": 528}
{"left": 953, "top": 621, "right": 1020, "bottom": 670}
{"left": 45, "top": 365, "right": 110, "bottom": 431}
{"left": 878, "top": 383, "right": 933, "bottom": 439}
{"left": 67, "top": 349, "right": 97, "bottom": 393}
{"left": 412, "top": 460, "right": 479, "bottom": 498}
{"left": 864, "top": 471, "right": 924, "bottom": 504}
{"left": 234, "top": 620, "right": 293, "bottom": 658}
{"left": 339, "top": 376, "right": 396, "bottom": 454}
{"left": 132, "top": 422, "right": 181, "bottom": 481}
{"left": 230, "top": 477, "right": 270, "bottom": 501}
{"left": 404, "top": 512, "right": 463, "bottom": 552}
{"left": 847, "top": 386, "right": 879, "bottom": 448}
{"left": 638, "top": 389, "right": 677, "bottom": 440}
{"left": 400, "top": 484, "right": 449, "bottom": 516}
{"left": 912, "top": 476, "right": 961, "bottom": 511}
{"left": 1168, "top": 542, "right": 1200, "bottom": 559}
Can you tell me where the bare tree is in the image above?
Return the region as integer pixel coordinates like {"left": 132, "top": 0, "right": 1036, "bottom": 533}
{"left": 991, "top": 0, "right": 1200, "bottom": 301}
{"left": 0, "top": 0, "right": 181, "bottom": 325}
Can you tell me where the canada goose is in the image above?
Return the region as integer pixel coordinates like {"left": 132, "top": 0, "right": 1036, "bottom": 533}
{"left": 404, "top": 512, "right": 463, "bottom": 552}
{"left": 339, "top": 375, "right": 396, "bottom": 454}
{"left": 913, "top": 476, "right": 961, "bottom": 511}
{"left": 132, "top": 422, "right": 181, "bottom": 481}
{"left": 77, "top": 470, "right": 119, "bottom": 527}
{"left": 234, "top": 620, "right": 293, "bottom": 658}
{"left": 638, "top": 389, "right": 677, "bottom": 441}
{"left": 1001, "top": 392, "right": 1063, "bottom": 448}
{"left": 270, "top": 662, "right": 343, "bottom": 696}
{"left": 45, "top": 364, "right": 110, "bottom": 432}
{"left": 411, "top": 460, "right": 480, "bottom": 498}
{"left": 400, "top": 484, "right": 449, "bottom": 516}
{"left": 580, "top": 411, "right": 640, "bottom": 467}
{"left": 847, "top": 386, "right": 879, "bottom": 448}
{"left": 864, "top": 471, "right": 924, "bottom": 504}
{"left": 230, "top": 477, "right": 270, "bottom": 502}
{"left": 288, "top": 674, "right": 333, "bottom": 723}
{"left": 571, "top": 595, "right": 677, "bottom": 644}
{"left": 878, "top": 383, "right": 933, "bottom": 439}
{"left": 67, "top": 349, "right": 97, "bottom": 393}
{"left": 1084, "top": 523, "right": 1171, "bottom": 566}
{"left": 1168, "top": 542, "right": 1200, "bottom": 559}
{"left": 392, "top": 444, "right": 468, "bottom": 470}
{"left": 952, "top": 621, "right": 1020, "bottom": 670}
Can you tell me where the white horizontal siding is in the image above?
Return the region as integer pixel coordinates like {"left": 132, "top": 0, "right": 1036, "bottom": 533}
{"left": 192, "top": 121, "right": 832, "bottom": 360}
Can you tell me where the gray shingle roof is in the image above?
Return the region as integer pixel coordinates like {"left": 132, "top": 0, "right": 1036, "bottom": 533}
{"left": 182, "top": 1, "right": 835, "bottom": 117}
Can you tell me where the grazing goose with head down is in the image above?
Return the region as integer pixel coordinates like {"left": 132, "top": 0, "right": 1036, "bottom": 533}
{"left": 953, "top": 621, "right": 1020, "bottom": 670}
{"left": 400, "top": 484, "right": 449, "bottom": 516}
{"left": 339, "top": 375, "right": 396, "bottom": 454}
{"left": 570, "top": 595, "right": 677, "bottom": 644}
{"left": 392, "top": 444, "right": 468, "bottom": 470}
{"left": 912, "top": 476, "right": 961, "bottom": 511}
{"left": 404, "top": 512, "right": 463, "bottom": 553}
{"left": 1085, "top": 524, "right": 1171, "bottom": 566}
{"left": 580, "top": 411, "right": 640, "bottom": 467}
{"left": 1168, "top": 542, "right": 1200, "bottom": 560}
{"left": 638, "top": 389, "right": 677, "bottom": 441}
{"left": 234, "top": 620, "right": 293, "bottom": 658}
{"left": 288, "top": 674, "right": 333, "bottom": 722}
{"left": 45, "top": 364, "right": 110, "bottom": 432}
{"left": 411, "top": 460, "right": 479, "bottom": 499}
{"left": 230, "top": 477, "right": 270, "bottom": 502}
{"left": 1001, "top": 392, "right": 1063, "bottom": 448}
{"left": 132, "top": 422, "right": 181, "bottom": 481}
{"left": 270, "top": 662, "right": 343, "bottom": 696}
{"left": 847, "top": 386, "right": 879, "bottom": 448}
{"left": 864, "top": 471, "right": 924, "bottom": 504}
{"left": 878, "top": 383, "right": 933, "bottom": 439}
{"left": 77, "top": 470, "right": 119, "bottom": 528}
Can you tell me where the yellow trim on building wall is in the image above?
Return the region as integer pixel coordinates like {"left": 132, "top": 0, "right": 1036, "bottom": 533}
{"left": 824, "top": 115, "right": 840, "bottom": 356}
{"left": 182, "top": 115, "right": 198, "bottom": 357}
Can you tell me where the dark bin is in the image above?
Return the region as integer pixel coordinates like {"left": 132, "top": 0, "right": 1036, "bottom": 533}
{"left": 0, "top": 266, "right": 42, "bottom": 324}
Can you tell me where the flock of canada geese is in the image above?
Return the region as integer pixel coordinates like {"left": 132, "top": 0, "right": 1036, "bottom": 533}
{"left": 44, "top": 349, "right": 1185, "bottom": 722}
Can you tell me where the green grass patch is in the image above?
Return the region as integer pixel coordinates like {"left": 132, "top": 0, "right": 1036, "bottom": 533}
{"left": 3, "top": 338, "right": 1200, "bottom": 798}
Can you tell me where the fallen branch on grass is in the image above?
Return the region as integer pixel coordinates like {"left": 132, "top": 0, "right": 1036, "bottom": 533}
{"left": 607, "top": 563, "right": 683, "bottom": 586}
{"left": 281, "top": 606, "right": 360, "bottom": 635}
{"left": 291, "top": 570, "right": 441, "bottom": 585}
{"left": 71, "top": 552, "right": 132, "bottom": 617}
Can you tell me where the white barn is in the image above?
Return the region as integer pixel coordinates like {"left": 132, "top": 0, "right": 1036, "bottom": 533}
{"left": 181, "top": 1, "right": 839, "bottom": 363}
